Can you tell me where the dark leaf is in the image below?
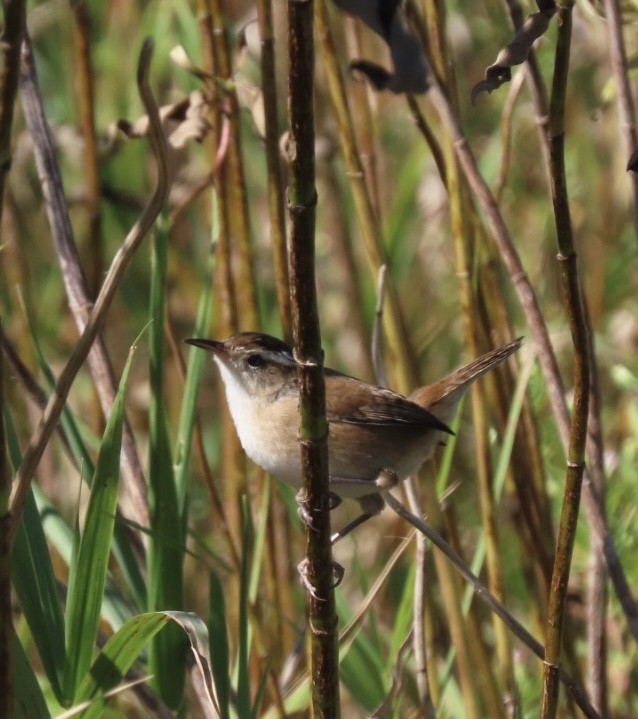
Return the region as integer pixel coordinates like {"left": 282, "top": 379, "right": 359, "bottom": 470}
{"left": 332, "top": 0, "right": 430, "bottom": 94}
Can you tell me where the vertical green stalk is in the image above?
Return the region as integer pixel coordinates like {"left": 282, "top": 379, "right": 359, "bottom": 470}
{"left": 287, "top": 1, "right": 340, "bottom": 717}
{"left": 256, "top": 0, "right": 292, "bottom": 340}
{"left": 148, "top": 217, "right": 185, "bottom": 709}
{"left": 541, "top": 3, "right": 590, "bottom": 717}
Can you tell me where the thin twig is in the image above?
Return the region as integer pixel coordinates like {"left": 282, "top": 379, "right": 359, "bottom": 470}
{"left": 383, "top": 492, "right": 602, "bottom": 719}
{"left": 9, "top": 38, "right": 170, "bottom": 546}
{"left": 501, "top": 0, "right": 636, "bottom": 652}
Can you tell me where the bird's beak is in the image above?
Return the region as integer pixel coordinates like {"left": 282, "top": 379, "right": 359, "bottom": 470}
{"left": 185, "top": 338, "right": 226, "bottom": 356}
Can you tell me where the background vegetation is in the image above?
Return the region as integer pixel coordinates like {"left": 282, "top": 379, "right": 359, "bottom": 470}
{"left": 1, "top": 0, "right": 637, "bottom": 717}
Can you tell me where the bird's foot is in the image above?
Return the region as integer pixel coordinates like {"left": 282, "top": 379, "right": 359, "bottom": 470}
{"left": 295, "top": 489, "right": 341, "bottom": 532}
{"left": 297, "top": 557, "right": 345, "bottom": 600}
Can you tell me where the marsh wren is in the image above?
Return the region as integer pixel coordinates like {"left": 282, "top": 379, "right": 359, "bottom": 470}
{"left": 187, "top": 332, "right": 522, "bottom": 541}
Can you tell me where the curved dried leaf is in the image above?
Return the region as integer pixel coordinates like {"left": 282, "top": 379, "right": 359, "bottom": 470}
{"left": 471, "top": 7, "right": 555, "bottom": 103}
{"left": 106, "top": 92, "right": 210, "bottom": 153}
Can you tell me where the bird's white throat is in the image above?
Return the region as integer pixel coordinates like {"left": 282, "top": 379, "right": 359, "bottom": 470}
{"left": 214, "top": 359, "right": 300, "bottom": 483}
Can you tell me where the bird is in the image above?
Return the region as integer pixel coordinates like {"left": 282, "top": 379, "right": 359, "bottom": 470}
{"left": 186, "top": 332, "right": 522, "bottom": 543}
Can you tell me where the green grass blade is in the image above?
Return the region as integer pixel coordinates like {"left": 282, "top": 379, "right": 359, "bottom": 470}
{"left": 63, "top": 342, "right": 137, "bottom": 701}
{"left": 208, "top": 571, "right": 230, "bottom": 719}
{"left": 462, "top": 350, "right": 535, "bottom": 611}
{"left": 250, "top": 655, "right": 272, "bottom": 718}
{"left": 208, "top": 572, "right": 230, "bottom": 719}
{"left": 147, "top": 218, "right": 185, "bottom": 708}
{"left": 236, "top": 495, "right": 253, "bottom": 718}
{"left": 174, "top": 191, "right": 218, "bottom": 514}
{"left": 336, "top": 592, "right": 387, "bottom": 711}
{"left": 6, "top": 408, "right": 66, "bottom": 702}
{"left": 76, "top": 611, "right": 171, "bottom": 718}
{"left": 12, "top": 493, "right": 66, "bottom": 703}
{"left": 32, "top": 484, "right": 134, "bottom": 632}
{"left": 77, "top": 610, "right": 213, "bottom": 719}
{"left": 13, "top": 628, "right": 51, "bottom": 719}
{"left": 27, "top": 312, "right": 147, "bottom": 609}
{"left": 387, "top": 562, "right": 416, "bottom": 673}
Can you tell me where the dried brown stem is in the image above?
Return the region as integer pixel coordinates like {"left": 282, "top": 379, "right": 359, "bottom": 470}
{"left": 404, "top": 480, "right": 437, "bottom": 719}
{"left": 18, "top": 33, "right": 149, "bottom": 527}
{"left": 9, "top": 38, "right": 170, "bottom": 546}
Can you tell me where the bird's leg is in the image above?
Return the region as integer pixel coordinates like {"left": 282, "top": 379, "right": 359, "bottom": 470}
{"left": 329, "top": 491, "right": 385, "bottom": 544}
{"left": 328, "top": 469, "right": 399, "bottom": 544}
{"left": 296, "top": 470, "right": 399, "bottom": 591}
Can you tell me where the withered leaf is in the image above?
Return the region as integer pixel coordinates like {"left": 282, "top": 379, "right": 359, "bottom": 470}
{"left": 471, "top": 6, "right": 555, "bottom": 103}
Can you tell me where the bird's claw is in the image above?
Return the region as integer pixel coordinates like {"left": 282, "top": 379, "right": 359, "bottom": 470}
{"left": 297, "top": 558, "right": 345, "bottom": 599}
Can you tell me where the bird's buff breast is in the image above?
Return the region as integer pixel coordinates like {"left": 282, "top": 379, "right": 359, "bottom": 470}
{"left": 220, "top": 366, "right": 439, "bottom": 494}
{"left": 230, "top": 395, "right": 303, "bottom": 484}
{"left": 217, "top": 365, "right": 302, "bottom": 483}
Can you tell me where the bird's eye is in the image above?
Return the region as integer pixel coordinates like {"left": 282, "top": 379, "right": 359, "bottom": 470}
{"left": 246, "top": 354, "right": 265, "bottom": 369}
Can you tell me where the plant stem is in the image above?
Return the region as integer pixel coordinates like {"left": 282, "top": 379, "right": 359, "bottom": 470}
{"left": 542, "top": 3, "right": 590, "bottom": 716}
{"left": 9, "top": 39, "right": 169, "bottom": 546}
{"left": 256, "top": 0, "right": 292, "bottom": 340}
{"left": 287, "top": 1, "right": 340, "bottom": 717}
{"left": 19, "top": 33, "right": 149, "bottom": 527}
